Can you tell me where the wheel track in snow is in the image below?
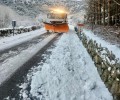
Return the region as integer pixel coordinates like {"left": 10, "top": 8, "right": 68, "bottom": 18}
{"left": 0, "top": 32, "right": 50, "bottom": 63}
{"left": 0, "top": 33, "right": 62, "bottom": 100}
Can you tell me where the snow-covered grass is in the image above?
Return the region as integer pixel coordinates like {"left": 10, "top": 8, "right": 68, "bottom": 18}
{"left": 0, "top": 33, "right": 57, "bottom": 86}
{"left": 29, "top": 30, "right": 113, "bottom": 100}
{"left": 0, "top": 28, "right": 46, "bottom": 52}
{"left": 83, "top": 29, "right": 120, "bottom": 61}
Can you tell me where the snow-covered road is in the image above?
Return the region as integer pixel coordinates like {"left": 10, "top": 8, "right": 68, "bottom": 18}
{"left": 0, "top": 34, "right": 57, "bottom": 86}
{"left": 0, "top": 28, "right": 58, "bottom": 87}
{"left": 17, "top": 30, "right": 113, "bottom": 100}
{"left": 0, "top": 33, "right": 49, "bottom": 63}
{"left": 0, "top": 28, "right": 46, "bottom": 52}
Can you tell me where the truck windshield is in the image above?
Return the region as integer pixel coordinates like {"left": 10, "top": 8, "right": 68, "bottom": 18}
{"left": 47, "top": 13, "right": 67, "bottom": 19}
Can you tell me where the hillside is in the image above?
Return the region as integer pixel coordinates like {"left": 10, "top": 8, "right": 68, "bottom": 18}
{"left": 0, "top": 0, "right": 86, "bottom": 28}
{"left": 0, "top": 0, "right": 85, "bottom": 17}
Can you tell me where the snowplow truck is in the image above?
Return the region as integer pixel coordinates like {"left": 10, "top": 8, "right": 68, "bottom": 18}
{"left": 43, "top": 11, "right": 69, "bottom": 33}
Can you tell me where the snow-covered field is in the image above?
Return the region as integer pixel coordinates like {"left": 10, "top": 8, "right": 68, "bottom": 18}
{"left": 83, "top": 29, "right": 120, "bottom": 61}
{"left": 18, "top": 30, "right": 113, "bottom": 100}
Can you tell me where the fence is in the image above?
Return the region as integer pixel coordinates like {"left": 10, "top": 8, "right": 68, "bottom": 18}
{"left": 77, "top": 31, "right": 120, "bottom": 100}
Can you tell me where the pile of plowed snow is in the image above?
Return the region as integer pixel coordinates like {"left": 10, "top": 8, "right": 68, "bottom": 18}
{"left": 29, "top": 30, "right": 113, "bottom": 100}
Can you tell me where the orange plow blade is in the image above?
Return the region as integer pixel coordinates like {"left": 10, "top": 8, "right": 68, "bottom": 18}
{"left": 44, "top": 23, "right": 69, "bottom": 33}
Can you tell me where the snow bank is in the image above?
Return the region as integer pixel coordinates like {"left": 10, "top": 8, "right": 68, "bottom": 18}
{"left": 30, "top": 30, "right": 113, "bottom": 100}
{"left": 83, "top": 29, "right": 120, "bottom": 60}
{"left": 0, "top": 34, "right": 57, "bottom": 86}
{"left": 0, "top": 28, "right": 46, "bottom": 52}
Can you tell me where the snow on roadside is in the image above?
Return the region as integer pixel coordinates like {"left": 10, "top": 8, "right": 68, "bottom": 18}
{"left": 83, "top": 29, "right": 120, "bottom": 60}
{"left": 0, "top": 34, "right": 57, "bottom": 86}
{"left": 30, "top": 30, "right": 113, "bottom": 100}
{"left": 0, "top": 28, "right": 46, "bottom": 52}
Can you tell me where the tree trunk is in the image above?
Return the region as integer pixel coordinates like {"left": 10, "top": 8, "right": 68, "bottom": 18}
{"left": 108, "top": 0, "right": 112, "bottom": 25}
{"left": 93, "top": 0, "right": 96, "bottom": 24}
{"left": 103, "top": 0, "right": 105, "bottom": 25}
{"left": 96, "top": 1, "right": 99, "bottom": 24}
{"left": 98, "top": 0, "right": 101, "bottom": 25}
